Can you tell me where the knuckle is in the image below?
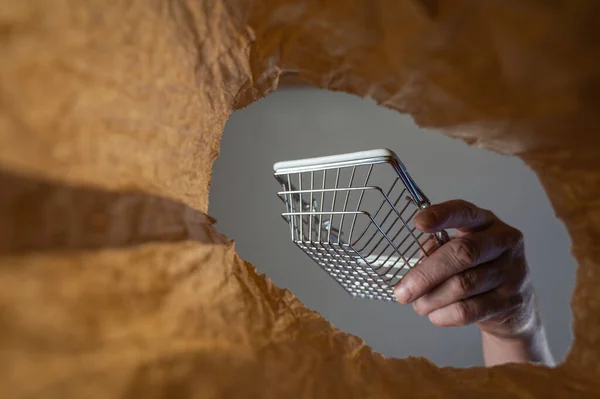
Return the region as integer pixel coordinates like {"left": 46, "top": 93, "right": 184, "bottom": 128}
{"left": 504, "top": 225, "right": 524, "bottom": 246}
{"left": 454, "top": 272, "right": 476, "bottom": 296}
{"left": 451, "top": 237, "right": 480, "bottom": 266}
{"left": 460, "top": 201, "right": 479, "bottom": 222}
{"left": 450, "top": 276, "right": 466, "bottom": 297}
{"left": 502, "top": 228, "right": 526, "bottom": 259}
{"left": 512, "top": 230, "right": 525, "bottom": 251}
{"left": 408, "top": 266, "right": 434, "bottom": 288}
{"left": 512, "top": 228, "right": 524, "bottom": 243}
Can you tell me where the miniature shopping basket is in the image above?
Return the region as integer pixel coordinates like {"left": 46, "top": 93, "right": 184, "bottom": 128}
{"left": 273, "top": 149, "right": 449, "bottom": 301}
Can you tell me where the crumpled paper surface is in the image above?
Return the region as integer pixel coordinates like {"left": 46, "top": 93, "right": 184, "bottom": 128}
{"left": 1, "top": 0, "right": 600, "bottom": 397}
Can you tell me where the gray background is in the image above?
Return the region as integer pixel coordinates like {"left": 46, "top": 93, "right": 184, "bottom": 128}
{"left": 209, "top": 88, "right": 575, "bottom": 367}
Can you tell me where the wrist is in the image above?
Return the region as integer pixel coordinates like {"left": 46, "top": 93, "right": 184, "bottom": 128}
{"left": 480, "top": 312, "right": 554, "bottom": 366}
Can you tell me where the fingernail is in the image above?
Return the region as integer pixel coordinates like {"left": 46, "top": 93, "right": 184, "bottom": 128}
{"left": 428, "top": 309, "right": 445, "bottom": 326}
{"left": 395, "top": 284, "right": 412, "bottom": 304}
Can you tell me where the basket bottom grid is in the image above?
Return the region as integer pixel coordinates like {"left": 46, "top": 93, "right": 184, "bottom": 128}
{"left": 296, "top": 242, "right": 419, "bottom": 301}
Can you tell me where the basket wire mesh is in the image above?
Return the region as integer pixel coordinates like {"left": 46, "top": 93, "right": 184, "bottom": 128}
{"left": 274, "top": 149, "right": 448, "bottom": 301}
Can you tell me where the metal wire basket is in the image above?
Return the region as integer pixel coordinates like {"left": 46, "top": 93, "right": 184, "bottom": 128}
{"left": 273, "top": 149, "right": 449, "bottom": 301}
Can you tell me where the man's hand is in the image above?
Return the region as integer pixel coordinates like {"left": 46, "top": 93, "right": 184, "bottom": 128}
{"left": 394, "top": 200, "right": 554, "bottom": 366}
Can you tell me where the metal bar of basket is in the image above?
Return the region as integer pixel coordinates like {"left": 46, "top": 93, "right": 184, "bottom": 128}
{"left": 349, "top": 181, "right": 404, "bottom": 248}
{"left": 283, "top": 210, "right": 411, "bottom": 267}
{"left": 348, "top": 164, "right": 373, "bottom": 244}
{"left": 276, "top": 175, "right": 342, "bottom": 243}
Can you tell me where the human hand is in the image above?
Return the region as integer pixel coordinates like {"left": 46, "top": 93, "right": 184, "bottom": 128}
{"left": 394, "top": 200, "right": 538, "bottom": 340}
